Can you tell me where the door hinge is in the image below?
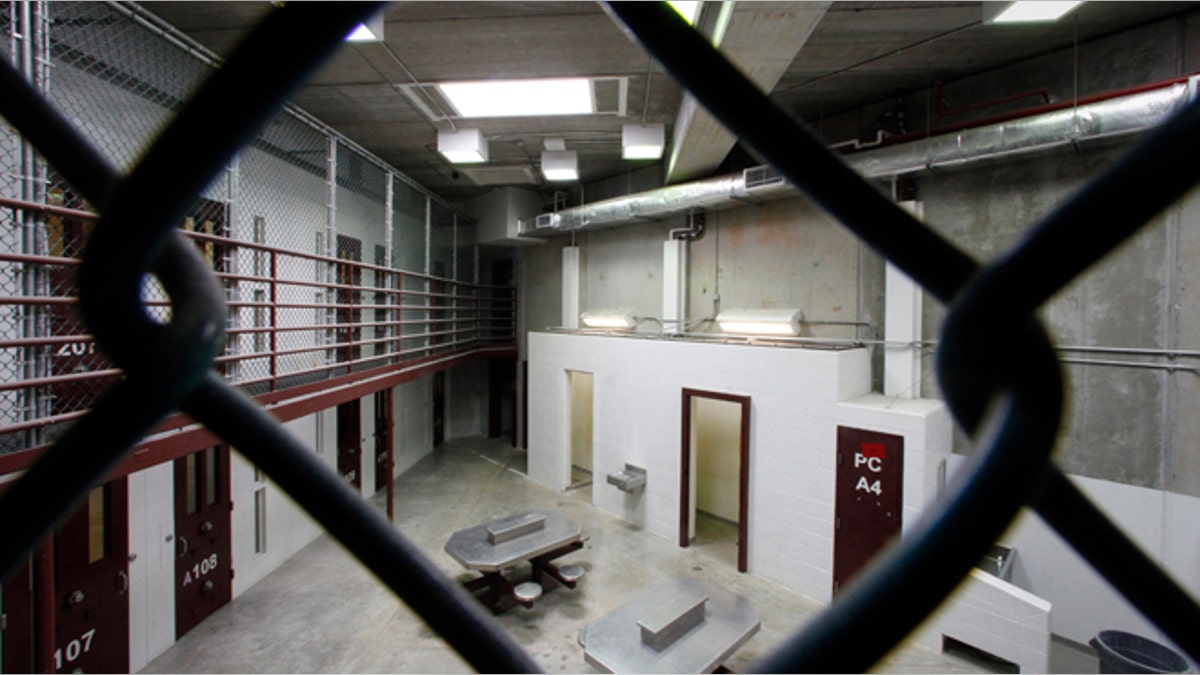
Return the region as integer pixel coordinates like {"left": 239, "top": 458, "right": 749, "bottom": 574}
{"left": 229, "top": 500, "right": 235, "bottom": 511}
{"left": 1, "top": 612, "right": 7, "bottom": 631}
{"left": 230, "top": 568, "right": 235, "bottom": 580}
{"left": 835, "top": 517, "right": 840, "bottom": 530}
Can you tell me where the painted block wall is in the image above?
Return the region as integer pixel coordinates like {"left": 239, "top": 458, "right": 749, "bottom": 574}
{"left": 915, "top": 569, "right": 1052, "bottom": 674}
{"left": 941, "top": 454, "right": 1200, "bottom": 665}
{"left": 393, "top": 377, "right": 435, "bottom": 476}
{"left": 229, "top": 414, "right": 328, "bottom": 599}
{"left": 528, "top": 331, "right": 949, "bottom": 603}
{"left": 448, "top": 360, "right": 486, "bottom": 441}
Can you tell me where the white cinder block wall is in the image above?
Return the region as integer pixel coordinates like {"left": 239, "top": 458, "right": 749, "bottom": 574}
{"left": 528, "top": 332, "right": 951, "bottom": 603}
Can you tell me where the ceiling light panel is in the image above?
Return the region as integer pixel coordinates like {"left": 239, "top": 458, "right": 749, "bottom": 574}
{"left": 439, "top": 78, "right": 594, "bottom": 118}
{"left": 985, "top": 1, "right": 1083, "bottom": 23}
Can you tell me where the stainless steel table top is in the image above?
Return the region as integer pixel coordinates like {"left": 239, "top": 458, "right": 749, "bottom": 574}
{"left": 580, "top": 577, "right": 761, "bottom": 674}
{"left": 444, "top": 509, "right": 583, "bottom": 573}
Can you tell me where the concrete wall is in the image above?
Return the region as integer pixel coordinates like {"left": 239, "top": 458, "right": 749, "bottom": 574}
{"left": 528, "top": 332, "right": 950, "bottom": 603}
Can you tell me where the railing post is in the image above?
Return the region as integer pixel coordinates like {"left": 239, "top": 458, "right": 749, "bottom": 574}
{"left": 269, "top": 250, "right": 278, "bottom": 391}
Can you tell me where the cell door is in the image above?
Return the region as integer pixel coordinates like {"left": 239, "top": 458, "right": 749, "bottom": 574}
{"left": 174, "top": 445, "right": 233, "bottom": 638}
{"left": 374, "top": 389, "right": 392, "bottom": 493}
{"left": 338, "top": 399, "right": 363, "bottom": 491}
{"left": 1, "top": 553, "right": 33, "bottom": 674}
{"left": 54, "top": 479, "right": 130, "bottom": 673}
{"left": 832, "top": 426, "right": 904, "bottom": 595}
{"left": 335, "top": 235, "right": 363, "bottom": 364}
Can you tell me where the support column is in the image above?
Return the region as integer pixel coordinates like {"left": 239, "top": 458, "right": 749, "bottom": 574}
{"left": 562, "top": 246, "right": 580, "bottom": 329}
{"left": 884, "top": 201, "right": 924, "bottom": 398}
{"left": 663, "top": 240, "right": 687, "bottom": 334}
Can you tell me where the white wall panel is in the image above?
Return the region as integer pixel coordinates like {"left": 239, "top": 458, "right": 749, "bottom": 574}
{"left": 527, "top": 332, "right": 949, "bottom": 602}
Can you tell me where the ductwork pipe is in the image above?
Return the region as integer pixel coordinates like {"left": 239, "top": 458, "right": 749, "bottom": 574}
{"left": 518, "top": 80, "right": 1192, "bottom": 237}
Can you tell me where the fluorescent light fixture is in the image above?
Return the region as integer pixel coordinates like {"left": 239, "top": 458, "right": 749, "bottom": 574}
{"left": 668, "top": 1, "right": 702, "bottom": 25}
{"left": 581, "top": 310, "right": 636, "bottom": 330}
{"left": 437, "top": 128, "right": 489, "bottom": 164}
{"left": 984, "top": 1, "right": 1083, "bottom": 23}
{"left": 716, "top": 308, "right": 803, "bottom": 336}
{"left": 438, "top": 78, "right": 593, "bottom": 118}
{"left": 541, "top": 150, "right": 578, "bottom": 181}
{"left": 623, "top": 123, "right": 665, "bottom": 160}
{"left": 345, "top": 13, "right": 384, "bottom": 42}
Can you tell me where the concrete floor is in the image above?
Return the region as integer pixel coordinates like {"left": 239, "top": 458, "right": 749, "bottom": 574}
{"left": 142, "top": 437, "right": 997, "bottom": 674}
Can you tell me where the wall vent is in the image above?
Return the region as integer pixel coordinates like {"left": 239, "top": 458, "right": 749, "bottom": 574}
{"left": 744, "top": 165, "right": 784, "bottom": 190}
{"left": 534, "top": 213, "right": 555, "bottom": 229}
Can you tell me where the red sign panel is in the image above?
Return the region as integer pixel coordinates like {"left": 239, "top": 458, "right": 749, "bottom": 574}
{"left": 833, "top": 427, "right": 904, "bottom": 595}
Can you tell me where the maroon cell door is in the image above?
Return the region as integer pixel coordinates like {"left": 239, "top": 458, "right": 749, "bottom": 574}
{"left": 335, "top": 235, "right": 363, "bottom": 366}
{"left": 174, "top": 445, "right": 233, "bottom": 638}
{"left": 832, "top": 426, "right": 904, "bottom": 595}
{"left": 338, "top": 399, "right": 363, "bottom": 491}
{"left": 374, "top": 389, "right": 393, "bottom": 493}
{"left": 54, "top": 479, "right": 130, "bottom": 673}
{"left": 1, "top": 547, "right": 34, "bottom": 673}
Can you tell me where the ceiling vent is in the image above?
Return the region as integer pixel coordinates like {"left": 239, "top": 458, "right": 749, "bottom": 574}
{"left": 459, "top": 165, "right": 538, "bottom": 186}
{"left": 592, "top": 77, "right": 628, "bottom": 116}
{"left": 534, "top": 213, "right": 555, "bottom": 229}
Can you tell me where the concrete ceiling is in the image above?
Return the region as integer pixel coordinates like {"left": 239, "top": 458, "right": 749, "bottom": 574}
{"left": 141, "top": 1, "right": 1198, "bottom": 205}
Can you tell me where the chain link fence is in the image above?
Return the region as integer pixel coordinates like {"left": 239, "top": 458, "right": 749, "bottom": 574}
{"left": 1, "top": 2, "right": 1197, "bottom": 674}
{"left": 0, "top": 1, "right": 504, "bottom": 453}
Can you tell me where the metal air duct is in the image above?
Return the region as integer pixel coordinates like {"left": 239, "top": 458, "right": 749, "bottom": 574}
{"left": 518, "top": 80, "right": 1193, "bottom": 237}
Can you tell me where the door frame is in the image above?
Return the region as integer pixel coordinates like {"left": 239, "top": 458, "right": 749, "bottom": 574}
{"left": 680, "top": 388, "right": 751, "bottom": 573}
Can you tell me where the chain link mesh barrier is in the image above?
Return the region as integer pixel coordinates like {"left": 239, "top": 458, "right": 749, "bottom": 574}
{"left": 0, "top": 1, "right": 505, "bottom": 455}
{"left": 0, "top": 1, "right": 1197, "bottom": 673}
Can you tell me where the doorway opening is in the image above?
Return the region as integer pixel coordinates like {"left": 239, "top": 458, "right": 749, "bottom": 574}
{"left": 337, "top": 398, "right": 362, "bottom": 491}
{"left": 567, "top": 370, "right": 594, "bottom": 495}
{"left": 681, "top": 389, "right": 750, "bottom": 573}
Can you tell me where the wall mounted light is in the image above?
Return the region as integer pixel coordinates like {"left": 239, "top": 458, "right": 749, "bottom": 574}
{"left": 345, "top": 12, "right": 385, "bottom": 42}
{"left": 983, "top": 1, "right": 1083, "bottom": 23}
{"left": 580, "top": 310, "right": 636, "bottom": 330}
{"left": 716, "top": 308, "right": 802, "bottom": 336}
{"left": 623, "top": 123, "right": 665, "bottom": 160}
{"left": 438, "top": 128, "right": 489, "bottom": 163}
{"left": 542, "top": 150, "right": 578, "bottom": 181}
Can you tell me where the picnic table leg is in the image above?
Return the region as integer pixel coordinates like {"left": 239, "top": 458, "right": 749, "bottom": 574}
{"left": 462, "top": 571, "right": 519, "bottom": 615}
{"left": 530, "top": 541, "right": 584, "bottom": 592}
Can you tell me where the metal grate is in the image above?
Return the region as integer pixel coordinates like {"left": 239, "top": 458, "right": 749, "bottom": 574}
{"left": 0, "top": 2, "right": 1196, "bottom": 674}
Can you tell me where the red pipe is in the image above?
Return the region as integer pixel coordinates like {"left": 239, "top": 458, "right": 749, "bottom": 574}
{"left": 847, "top": 74, "right": 1196, "bottom": 154}
{"left": 935, "top": 80, "right": 1051, "bottom": 118}
{"left": 0, "top": 196, "right": 98, "bottom": 222}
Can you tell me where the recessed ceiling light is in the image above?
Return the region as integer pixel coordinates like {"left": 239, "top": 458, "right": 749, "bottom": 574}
{"left": 668, "top": 1, "right": 702, "bottom": 25}
{"left": 985, "top": 1, "right": 1083, "bottom": 23}
{"left": 345, "top": 13, "right": 384, "bottom": 42}
{"left": 439, "top": 78, "right": 593, "bottom": 118}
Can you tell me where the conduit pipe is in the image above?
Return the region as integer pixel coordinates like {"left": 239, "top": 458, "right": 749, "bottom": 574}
{"left": 519, "top": 79, "right": 1194, "bottom": 237}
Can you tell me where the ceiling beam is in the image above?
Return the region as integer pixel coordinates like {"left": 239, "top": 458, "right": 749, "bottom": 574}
{"left": 664, "top": 1, "right": 830, "bottom": 185}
